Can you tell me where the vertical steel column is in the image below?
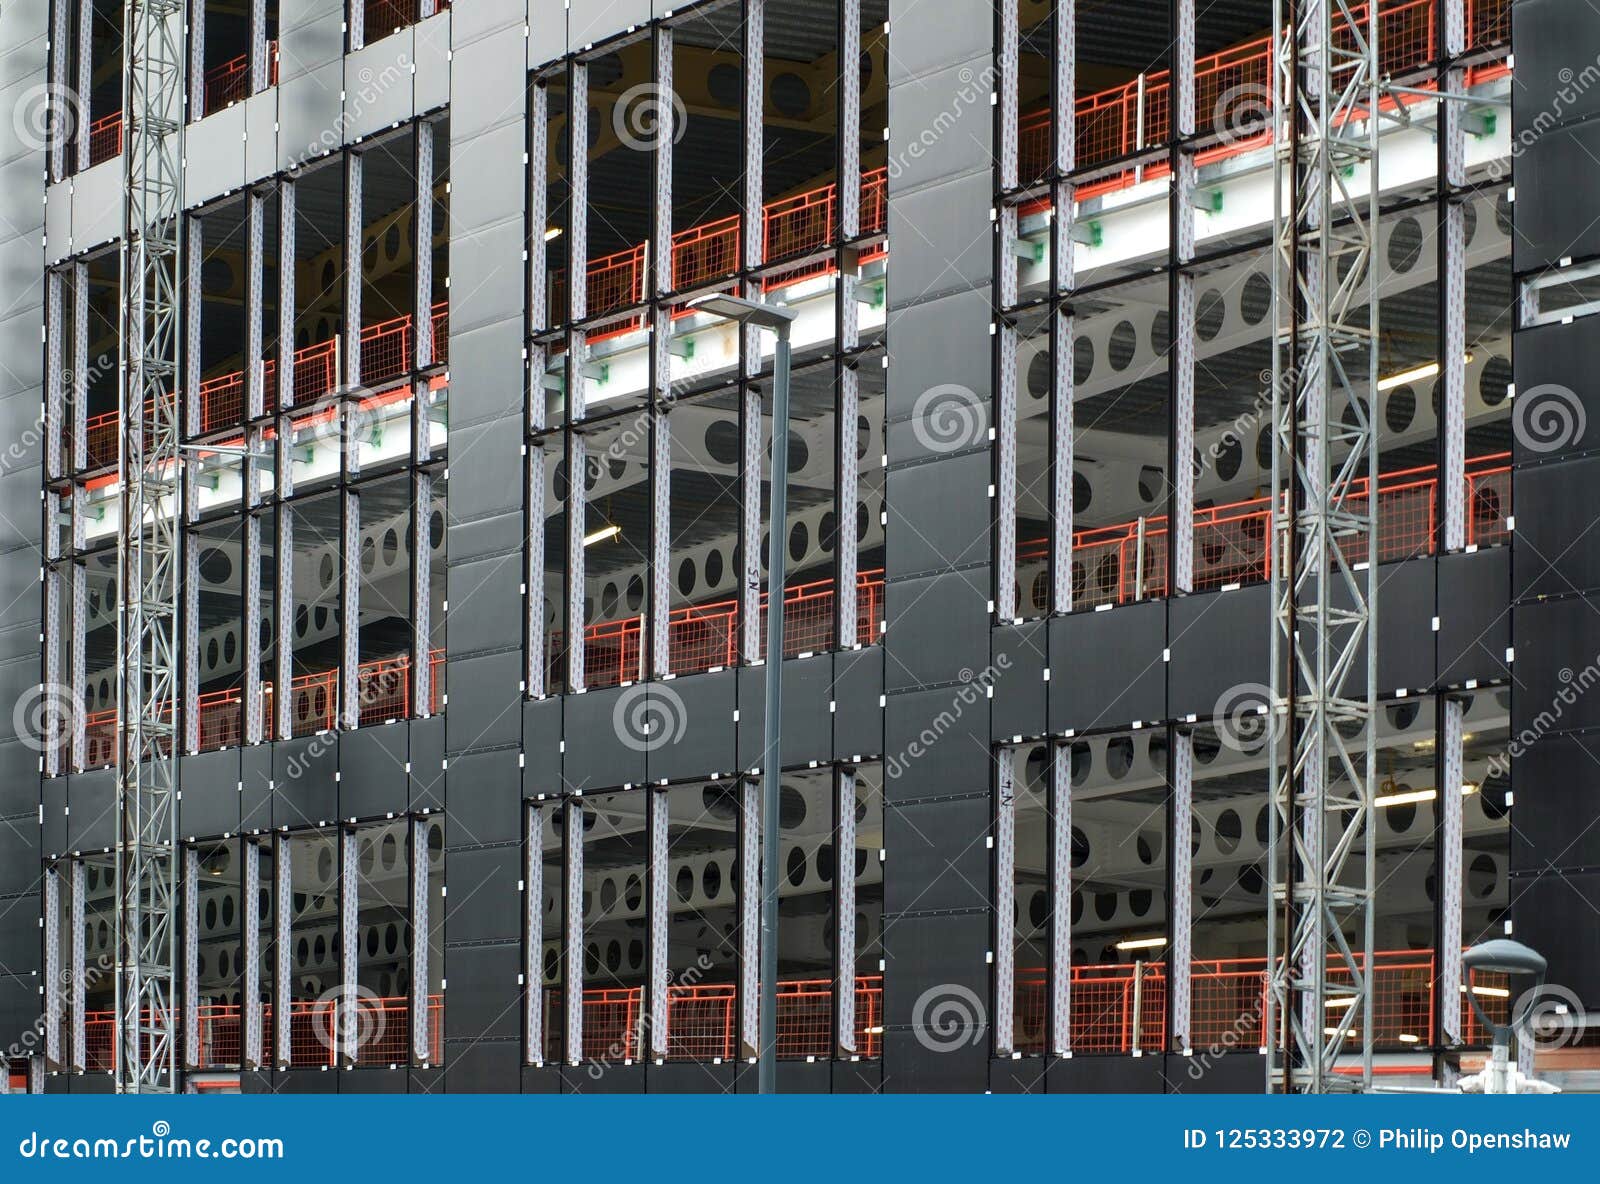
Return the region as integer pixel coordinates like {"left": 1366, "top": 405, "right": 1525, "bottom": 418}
{"left": 277, "top": 182, "right": 297, "bottom": 409}
{"left": 648, "top": 28, "right": 674, "bottom": 678}
{"left": 75, "top": 0, "right": 91, "bottom": 174}
{"left": 1051, "top": 4, "right": 1077, "bottom": 616}
{"left": 48, "top": 0, "right": 70, "bottom": 181}
{"left": 739, "top": 2, "right": 766, "bottom": 662}
{"left": 1170, "top": 728, "right": 1194, "bottom": 1050}
{"left": 116, "top": 0, "right": 187, "bottom": 1095}
{"left": 242, "top": 838, "right": 262, "bottom": 1069}
{"left": 273, "top": 834, "right": 292, "bottom": 1068}
{"left": 993, "top": 746, "right": 1017, "bottom": 1054}
{"left": 835, "top": 0, "right": 863, "bottom": 645}
{"left": 43, "top": 564, "right": 64, "bottom": 779}
{"left": 527, "top": 81, "right": 550, "bottom": 698}
{"left": 46, "top": 269, "right": 64, "bottom": 481}
{"left": 565, "top": 64, "right": 590, "bottom": 692}
{"left": 649, "top": 411, "right": 671, "bottom": 677}
{"left": 835, "top": 765, "right": 858, "bottom": 1055}
{"left": 1171, "top": 0, "right": 1197, "bottom": 596}
{"left": 348, "top": 0, "right": 364, "bottom": 51}
{"left": 245, "top": 190, "right": 267, "bottom": 421}
{"left": 648, "top": 787, "right": 669, "bottom": 1059}
{"left": 1049, "top": 740, "right": 1072, "bottom": 1054}
{"left": 274, "top": 487, "right": 294, "bottom": 742}
{"left": 565, "top": 427, "right": 588, "bottom": 691}
{"left": 43, "top": 866, "right": 61, "bottom": 1070}
{"left": 414, "top": 121, "right": 436, "bottom": 371}
{"left": 250, "top": 0, "right": 269, "bottom": 94}
{"left": 412, "top": 470, "right": 433, "bottom": 715}
{"left": 184, "top": 214, "right": 202, "bottom": 438}
{"left": 410, "top": 817, "right": 430, "bottom": 1063}
{"left": 242, "top": 501, "right": 264, "bottom": 745}
{"left": 69, "top": 530, "right": 87, "bottom": 773}
{"left": 738, "top": 776, "right": 761, "bottom": 1059}
{"left": 527, "top": 440, "right": 548, "bottom": 698}
{"left": 187, "top": 0, "right": 204, "bottom": 120}
{"left": 181, "top": 492, "right": 200, "bottom": 753}
{"left": 182, "top": 847, "right": 199, "bottom": 1067}
{"left": 563, "top": 799, "right": 584, "bottom": 1063}
{"left": 71, "top": 263, "right": 88, "bottom": 473}
{"left": 994, "top": 0, "right": 1021, "bottom": 623}
{"left": 1439, "top": 0, "right": 1468, "bottom": 552}
{"left": 1266, "top": 0, "right": 1381, "bottom": 1093}
{"left": 344, "top": 151, "right": 364, "bottom": 391}
{"left": 338, "top": 827, "right": 358, "bottom": 1065}
{"left": 1437, "top": 696, "right": 1465, "bottom": 1061}
{"left": 340, "top": 486, "right": 360, "bottom": 729}
{"left": 524, "top": 804, "right": 544, "bottom": 1064}
{"left": 69, "top": 859, "right": 85, "bottom": 1072}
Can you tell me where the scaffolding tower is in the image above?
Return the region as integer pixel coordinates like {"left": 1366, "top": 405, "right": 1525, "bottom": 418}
{"left": 1265, "top": 0, "right": 1381, "bottom": 1093}
{"left": 114, "top": 0, "right": 185, "bottom": 1093}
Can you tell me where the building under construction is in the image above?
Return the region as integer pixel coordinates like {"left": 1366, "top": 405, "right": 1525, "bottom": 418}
{"left": 0, "top": 0, "right": 1588, "bottom": 1094}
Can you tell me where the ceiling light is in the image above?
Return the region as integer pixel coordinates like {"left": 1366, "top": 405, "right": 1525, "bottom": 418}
{"left": 1115, "top": 936, "right": 1167, "bottom": 951}
{"left": 583, "top": 524, "right": 621, "bottom": 547}
{"left": 544, "top": 225, "right": 564, "bottom": 242}
{"left": 1376, "top": 355, "right": 1475, "bottom": 393}
{"left": 1398, "top": 1033, "right": 1421, "bottom": 1044}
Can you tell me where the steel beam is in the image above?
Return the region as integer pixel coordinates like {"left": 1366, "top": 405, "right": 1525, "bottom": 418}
{"left": 524, "top": 804, "right": 544, "bottom": 1064}
{"left": 993, "top": 746, "right": 1017, "bottom": 1054}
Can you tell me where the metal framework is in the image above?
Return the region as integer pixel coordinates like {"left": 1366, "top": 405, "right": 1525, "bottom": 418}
{"left": 1265, "top": 0, "right": 1381, "bottom": 1093}
{"left": 115, "top": 0, "right": 186, "bottom": 1094}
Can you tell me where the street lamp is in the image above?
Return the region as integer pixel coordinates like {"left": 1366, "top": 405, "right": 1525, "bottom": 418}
{"left": 687, "top": 292, "right": 798, "bottom": 1095}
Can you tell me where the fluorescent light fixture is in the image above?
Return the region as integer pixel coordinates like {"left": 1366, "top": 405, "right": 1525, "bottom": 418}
{"left": 583, "top": 524, "right": 622, "bottom": 547}
{"left": 1377, "top": 355, "right": 1475, "bottom": 393}
{"left": 544, "top": 225, "right": 563, "bottom": 242}
{"left": 1398, "top": 1033, "right": 1421, "bottom": 1044}
{"left": 1374, "top": 783, "right": 1480, "bottom": 808}
{"left": 1460, "top": 983, "right": 1511, "bottom": 999}
{"left": 1323, "top": 994, "right": 1359, "bottom": 1007}
{"left": 1115, "top": 936, "right": 1167, "bottom": 951}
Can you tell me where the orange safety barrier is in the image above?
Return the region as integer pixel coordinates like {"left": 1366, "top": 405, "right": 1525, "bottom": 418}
{"left": 203, "top": 42, "right": 281, "bottom": 117}
{"left": 1019, "top": 453, "right": 1512, "bottom": 613}
{"left": 561, "top": 568, "right": 884, "bottom": 691}
{"left": 184, "top": 994, "right": 442, "bottom": 1068}
{"left": 87, "top": 112, "right": 122, "bottom": 167}
{"left": 1017, "top": 0, "right": 1507, "bottom": 186}
{"left": 1014, "top": 950, "right": 1508, "bottom": 1055}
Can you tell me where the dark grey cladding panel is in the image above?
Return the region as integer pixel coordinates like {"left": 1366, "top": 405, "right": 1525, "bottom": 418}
{"left": 241, "top": 744, "right": 273, "bottom": 832}
{"left": 879, "top": 912, "right": 990, "bottom": 1092}
{"left": 833, "top": 647, "right": 884, "bottom": 761}
{"left": 992, "top": 621, "right": 1048, "bottom": 741}
{"left": 1169, "top": 586, "right": 1268, "bottom": 722}
{"left": 1372, "top": 556, "right": 1434, "bottom": 694}
{"left": 0, "top": 976, "right": 38, "bottom": 1050}
{"left": 448, "top": 16, "right": 529, "bottom": 141}
{"left": 1509, "top": 732, "right": 1600, "bottom": 874}
{"left": 455, "top": 0, "right": 537, "bottom": 47}
{"left": 1513, "top": 117, "right": 1600, "bottom": 274}
{"left": 646, "top": 669, "right": 736, "bottom": 784}
{"left": 1439, "top": 548, "right": 1510, "bottom": 686}
{"left": 884, "top": 795, "right": 992, "bottom": 915}
{"left": 272, "top": 735, "right": 339, "bottom": 829}
{"left": 1050, "top": 599, "right": 1167, "bottom": 731}
{"left": 338, "top": 724, "right": 409, "bottom": 821}
{"left": 1513, "top": 0, "right": 1600, "bottom": 134}
{"left": 67, "top": 768, "right": 116, "bottom": 853}
{"left": 442, "top": 944, "right": 521, "bottom": 1043}
{"left": 1164, "top": 1051, "right": 1269, "bottom": 1095}
{"left": 521, "top": 696, "right": 563, "bottom": 793}
{"left": 1510, "top": 870, "right": 1600, "bottom": 1011}
{"left": 278, "top": 2, "right": 347, "bottom": 76}
{"left": 883, "top": 683, "right": 994, "bottom": 802}
{"left": 42, "top": 777, "right": 67, "bottom": 860}
{"left": 1513, "top": 457, "right": 1600, "bottom": 599}
{"left": 521, "top": 1064, "right": 561, "bottom": 1093}
{"left": 179, "top": 748, "right": 242, "bottom": 840}
{"left": 882, "top": 572, "right": 991, "bottom": 693}
{"left": 883, "top": 450, "right": 990, "bottom": 567}
{"left": 737, "top": 657, "right": 831, "bottom": 771}
{"left": 646, "top": 1060, "right": 735, "bottom": 1094}
{"left": 883, "top": 289, "right": 992, "bottom": 425}
{"left": 832, "top": 1060, "right": 882, "bottom": 1093}
{"left": 886, "top": 0, "right": 991, "bottom": 82}
{"left": 441, "top": 846, "right": 520, "bottom": 944}
{"left": 410, "top": 713, "right": 446, "bottom": 812}
{"left": 341, "top": 1068, "right": 407, "bottom": 1094}
{"left": 1512, "top": 596, "right": 1600, "bottom": 735}
{"left": 990, "top": 1056, "right": 1046, "bottom": 1094}
{"left": 442, "top": 749, "right": 521, "bottom": 845}
{"left": 1511, "top": 319, "right": 1600, "bottom": 466}
{"left": 886, "top": 57, "right": 995, "bottom": 192}
{"left": 442, "top": 1036, "right": 521, "bottom": 1092}
{"left": 566, "top": 1062, "right": 645, "bottom": 1093}
{"left": 885, "top": 171, "right": 994, "bottom": 306}
{"left": 443, "top": 551, "right": 523, "bottom": 658}
{"left": 0, "top": 740, "right": 39, "bottom": 817}
{"left": 563, "top": 685, "right": 645, "bottom": 790}
{"left": 0, "top": 889, "right": 36, "bottom": 959}
{"left": 277, "top": 63, "right": 345, "bottom": 171}
{"left": 443, "top": 650, "right": 521, "bottom": 755}
{"left": 1046, "top": 1055, "right": 1167, "bottom": 1094}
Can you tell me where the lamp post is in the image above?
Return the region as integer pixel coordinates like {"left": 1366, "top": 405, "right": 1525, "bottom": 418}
{"left": 688, "top": 293, "right": 797, "bottom": 1095}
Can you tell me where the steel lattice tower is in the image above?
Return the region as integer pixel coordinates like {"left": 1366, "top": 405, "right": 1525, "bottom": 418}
{"left": 1265, "top": 0, "right": 1380, "bottom": 1093}
{"left": 115, "top": 0, "right": 185, "bottom": 1094}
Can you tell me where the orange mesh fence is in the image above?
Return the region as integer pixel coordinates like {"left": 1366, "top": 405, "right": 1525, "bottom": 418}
{"left": 776, "top": 978, "right": 834, "bottom": 1058}
{"left": 431, "top": 301, "right": 449, "bottom": 366}
{"left": 666, "top": 601, "right": 739, "bottom": 677}
{"left": 861, "top": 169, "right": 888, "bottom": 236}
{"left": 365, "top": 0, "right": 418, "bottom": 38}
{"left": 202, "top": 43, "right": 279, "bottom": 116}
{"left": 357, "top": 655, "right": 412, "bottom": 726}
{"left": 1470, "top": 0, "right": 1511, "bottom": 43}
{"left": 198, "top": 368, "right": 245, "bottom": 432}
{"left": 588, "top": 244, "right": 648, "bottom": 320}
{"left": 290, "top": 669, "right": 337, "bottom": 737}
{"left": 361, "top": 315, "right": 413, "bottom": 388}
{"left": 1072, "top": 963, "right": 1168, "bottom": 1053}
{"left": 284, "top": 997, "right": 442, "bottom": 1068}
{"left": 582, "top": 987, "right": 644, "bottom": 1061}
{"left": 665, "top": 984, "right": 738, "bottom": 1061}
{"left": 1192, "top": 959, "right": 1269, "bottom": 1050}
{"left": 1193, "top": 500, "right": 1273, "bottom": 588}
{"left": 1466, "top": 457, "right": 1511, "bottom": 546}
{"left": 294, "top": 338, "right": 339, "bottom": 405}
{"left": 672, "top": 214, "right": 742, "bottom": 294}
{"left": 584, "top": 616, "right": 648, "bottom": 690}
{"left": 88, "top": 112, "right": 122, "bottom": 166}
